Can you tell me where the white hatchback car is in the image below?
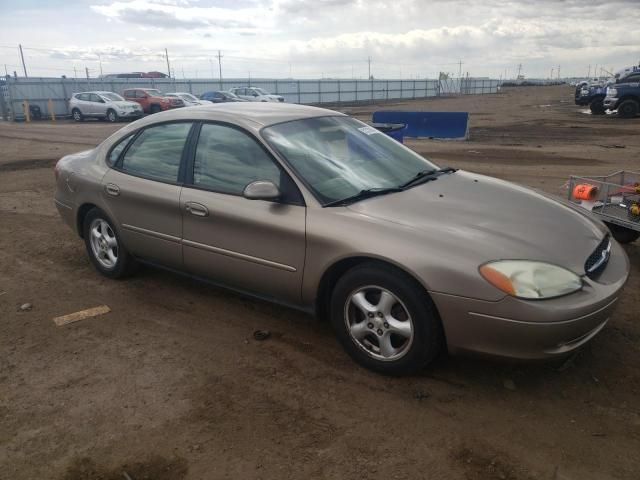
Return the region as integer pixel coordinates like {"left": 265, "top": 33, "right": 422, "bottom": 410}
{"left": 229, "top": 87, "right": 284, "bottom": 103}
{"left": 69, "top": 91, "right": 143, "bottom": 122}
{"left": 165, "top": 92, "right": 212, "bottom": 107}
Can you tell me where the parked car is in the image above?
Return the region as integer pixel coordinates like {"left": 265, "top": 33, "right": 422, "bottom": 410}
{"left": 604, "top": 68, "right": 640, "bottom": 118}
{"left": 122, "top": 88, "right": 184, "bottom": 114}
{"left": 165, "top": 92, "right": 212, "bottom": 106}
{"left": 229, "top": 87, "right": 284, "bottom": 102}
{"left": 200, "top": 90, "right": 246, "bottom": 103}
{"left": 69, "top": 91, "right": 143, "bottom": 122}
{"left": 53, "top": 103, "right": 629, "bottom": 375}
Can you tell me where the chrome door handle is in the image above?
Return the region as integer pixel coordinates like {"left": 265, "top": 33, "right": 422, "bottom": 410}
{"left": 105, "top": 183, "right": 120, "bottom": 196}
{"left": 185, "top": 202, "right": 209, "bottom": 217}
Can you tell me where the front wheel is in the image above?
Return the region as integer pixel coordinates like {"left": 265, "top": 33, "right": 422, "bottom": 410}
{"left": 590, "top": 99, "right": 605, "bottom": 115}
{"left": 330, "top": 262, "right": 443, "bottom": 375}
{"left": 83, "top": 208, "right": 137, "bottom": 278}
{"left": 617, "top": 99, "right": 639, "bottom": 118}
{"left": 106, "top": 109, "right": 118, "bottom": 122}
{"left": 606, "top": 222, "right": 640, "bottom": 244}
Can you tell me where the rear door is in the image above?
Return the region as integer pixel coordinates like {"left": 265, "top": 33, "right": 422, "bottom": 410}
{"left": 181, "top": 122, "right": 306, "bottom": 305}
{"left": 101, "top": 121, "right": 195, "bottom": 269}
{"left": 90, "top": 93, "right": 106, "bottom": 117}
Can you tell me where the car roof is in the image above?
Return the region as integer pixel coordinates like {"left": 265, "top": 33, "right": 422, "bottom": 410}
{"left": 131, "top": 102, "right": 344, "bottom": 128}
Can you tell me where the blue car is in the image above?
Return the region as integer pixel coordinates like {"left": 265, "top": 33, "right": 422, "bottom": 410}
{"left": 200, "top": 90, "right": 247, "bottom": 103}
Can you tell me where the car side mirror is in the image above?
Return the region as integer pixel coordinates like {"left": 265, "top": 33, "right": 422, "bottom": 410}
{"left": 243, "top": 180, "right": 281, "bottom": 201}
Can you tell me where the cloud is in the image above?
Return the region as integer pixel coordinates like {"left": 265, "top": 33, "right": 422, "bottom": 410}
{"left": 91, "top": 0, "right": 271, "bottom": 31}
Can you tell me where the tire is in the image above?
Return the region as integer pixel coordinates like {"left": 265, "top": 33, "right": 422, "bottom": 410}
{"left": 617, "top": 99, "right": 639, "bottom": 118}
{"left": 106, "top": 109, "right": 118, "bottom": 123}
{"left": 149, "top": 104, "right": 162, "bottom": 114}
{"left": 589, "top": 99, "right": 605, "bottom": 115}
{"left": 329, "top": 262, "right": 443, "bottom": 375}
{"left": 83, "top": 208, "right": 137, "bottom": 278}
{"left": 71, "top": 108, "right": 84, "bottom": 122}
{"left": 605, "top": 222, "right": 640, "bottom": 244}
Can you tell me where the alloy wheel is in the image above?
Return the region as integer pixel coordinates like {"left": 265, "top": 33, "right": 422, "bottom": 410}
{"left": 89, "top": 218, "right": 118, "bottom": 269}
{"left": 344, "top": 285, "right": 414, "bottom": 361}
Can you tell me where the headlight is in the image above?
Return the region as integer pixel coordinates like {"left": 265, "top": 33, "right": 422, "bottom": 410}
{"left": 479, "top": 261, "right": 582, "bottom": 299}
{"left": 607, "top": 88, "right": 617, "bottom": 97}
{"left": 580, "top": 88, "right": 589, "bottom": 95}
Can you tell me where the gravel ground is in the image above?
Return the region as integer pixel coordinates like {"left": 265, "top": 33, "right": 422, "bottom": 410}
{"left": 0, "top": 86, "right": 639, "bottom": 480}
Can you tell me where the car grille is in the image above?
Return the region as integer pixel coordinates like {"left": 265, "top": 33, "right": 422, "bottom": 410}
{"left": 584, "top": 234, "right": 611, "bottom": 278}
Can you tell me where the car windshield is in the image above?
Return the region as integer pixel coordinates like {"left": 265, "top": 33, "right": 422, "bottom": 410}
{"left": 262, "top": 116, "right": 439, "bottom": 205}
{"left": 101, "top": 92, "right": 124, "bottom": 101}
{"left": 180, "top": 93, "right": 198, "bottom": 102}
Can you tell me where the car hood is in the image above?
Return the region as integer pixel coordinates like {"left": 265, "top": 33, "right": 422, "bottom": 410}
{"left": 346, "top": 170, "right": 607, "bottom": 274}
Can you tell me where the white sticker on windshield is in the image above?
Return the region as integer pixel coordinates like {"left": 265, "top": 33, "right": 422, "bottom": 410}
{"left": 358, "top": 126, "right": 380, "bottom": 135}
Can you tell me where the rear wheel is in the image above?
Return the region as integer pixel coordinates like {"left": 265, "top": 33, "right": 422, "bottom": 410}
{"left": 589, "top": 99, "right": 606, "bottom": 115}
{"left": 149, "top": 104, "right": 162, "bottom": 114}
{"left": 106, "top": 109, "right": 118, "bottom": 122}
{"left": 617, "top": 99, "right": 639, "bottom": 118}
{"left": 330, "top": 262, "right": 443, "bottom": 375}
{"left": 83, "top": 208, "right": 137, "bottom": 278}
{"left": 605, "top": 222, "right": 640, "bottom": 244}
{"left": 71, "top": 108, "right": 83, "bottom": 122}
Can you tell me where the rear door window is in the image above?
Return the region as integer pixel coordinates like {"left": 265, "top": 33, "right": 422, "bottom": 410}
{"left": 120, "top": 122, "right": 192, "bottom": 183}
{"left": 107, "top": 133, "right": 134, "bottom": 167}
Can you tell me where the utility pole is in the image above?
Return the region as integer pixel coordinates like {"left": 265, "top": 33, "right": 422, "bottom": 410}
{"left": 587, "top": 64, "right": 591, "bottom": 78}
{"left": 557, "top": 65, "right": 560, "bottom": 80}
{"left": 73, "top": 66, "right": 78, "bottom": 79}
{"left": 85, "top": 67, "right": 90, "bottom": 79}
{"left": 98, "top": 54, "right": 103, "bottom": 77}
{"left": 209, "top": 58, "right": 215, "bottom": 79}
{"left": 18, "top": 44, "right": 28, "bottom": 77}
{"left": 550, "top": 67, "right": 554, "bottom": 80}
{"left": 165, "top": 48, "right": 171, "bottom": 78}
{"left": 3, "top": 64, "right": 7, "bottom": 76}
{"left": 458, "top": 59, "right": 463, "bottom": 79}
{"left": 367, "top": 56, "right": 372, "bottom": 79}
{"left": 517, "top": 63, "right": 522, "bottom": 78}
{"left": 216, "top": 50, "right": 223, "bottom": 88}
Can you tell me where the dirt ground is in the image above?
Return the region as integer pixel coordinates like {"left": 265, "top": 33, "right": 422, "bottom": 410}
{"left": 1, "top": 86, "right": 639, "bottom": 480}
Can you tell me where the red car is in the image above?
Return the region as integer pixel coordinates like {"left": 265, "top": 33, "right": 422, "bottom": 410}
{"left": 122, "top": 88, "right": 183, "bottom": 114}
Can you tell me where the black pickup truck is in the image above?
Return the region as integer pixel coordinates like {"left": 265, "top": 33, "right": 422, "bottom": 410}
{"left": 603, "top": 67, "right": 640, "bottom": 118}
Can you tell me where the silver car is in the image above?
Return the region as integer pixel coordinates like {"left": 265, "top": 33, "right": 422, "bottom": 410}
{"left": 54, "top": 103, "right": 629, "bottom": 375}
{"left": 69, "top": 91, "right": 143, "bottom": 122}
{"left": 165, "top": 92, "right": 213, "bottom": 107}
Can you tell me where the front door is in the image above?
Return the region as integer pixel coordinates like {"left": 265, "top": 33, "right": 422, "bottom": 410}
{"left": 181, "top": 122, "right": 306, "bottom": 305}
{"left": 102, "top": 121, "right": 194, "bottom": 269}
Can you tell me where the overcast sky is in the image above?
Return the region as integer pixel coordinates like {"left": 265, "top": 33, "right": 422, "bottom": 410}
{"left": 0, "top": 0, "right": 639, "bottom": 80}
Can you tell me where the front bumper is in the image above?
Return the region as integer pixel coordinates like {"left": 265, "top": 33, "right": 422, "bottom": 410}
{"left": 431, "top": 240, "right": 629, "bottom": 360}
{"left": 119, "top": 110, "right": 143, "bottom": 118}
{"left": 603, "top": 97, "right": 619, "bottom": 109}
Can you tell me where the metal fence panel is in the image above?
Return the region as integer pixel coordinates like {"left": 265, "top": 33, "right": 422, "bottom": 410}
{"left": 3, "top": 76, "right": 501, "bottom": 120}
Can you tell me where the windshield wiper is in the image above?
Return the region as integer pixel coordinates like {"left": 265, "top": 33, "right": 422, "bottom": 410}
{"left": 324, "top": 187, "right": 403, "bottom": 207}
{"left": 399, "top": 167, "right": 457, "bottom": 190}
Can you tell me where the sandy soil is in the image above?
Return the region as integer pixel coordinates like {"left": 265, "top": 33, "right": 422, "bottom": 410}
{"left": 0, "top": 86, "right": 639, "bottom": 480}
